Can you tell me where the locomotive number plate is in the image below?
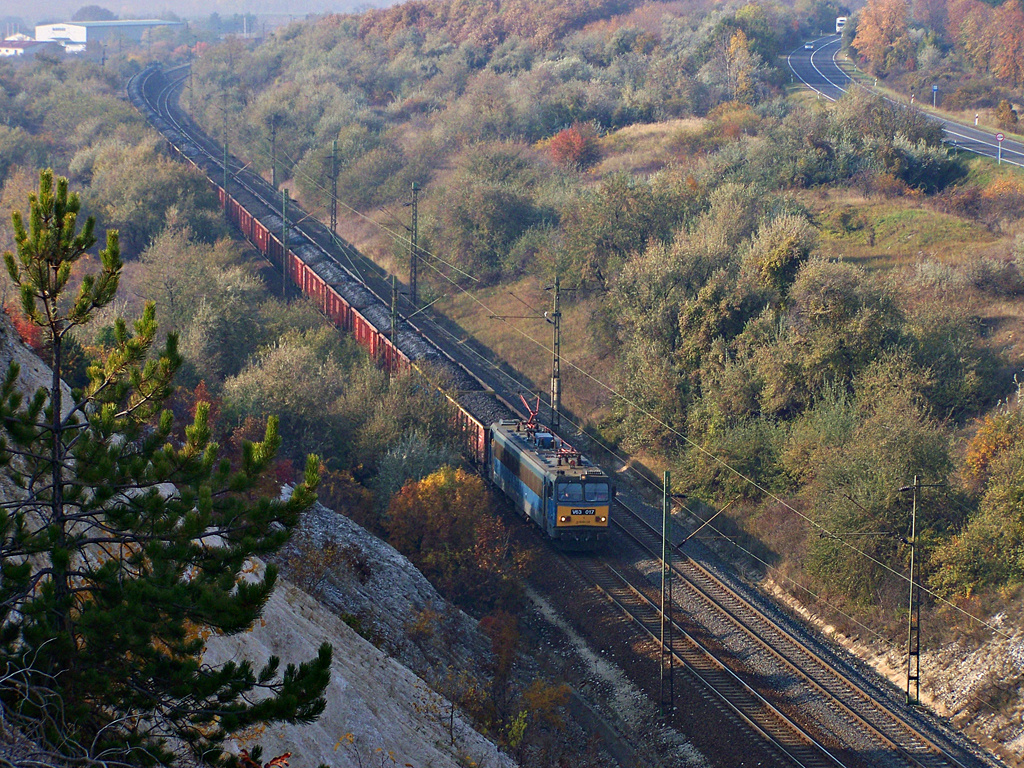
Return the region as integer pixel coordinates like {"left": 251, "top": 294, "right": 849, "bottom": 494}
{"left": 571, "top": 508, "right": 596, "bottom": 515}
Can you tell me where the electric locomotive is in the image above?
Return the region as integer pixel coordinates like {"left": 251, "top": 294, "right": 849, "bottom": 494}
{"left": 489, "top": 417, "right": 612, "bottom": 549}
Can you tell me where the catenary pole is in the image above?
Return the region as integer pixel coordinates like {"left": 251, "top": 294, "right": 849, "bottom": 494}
{"left": 550, "top": 275, "right": 562, "bottom": 430}
{"left": 409, "top": 182, "right": 419, "bottom": 309}
{"left": 660, "top": 470, "right": 675, "bottom": 719}
{"left": 330, "top": 139, "right": 339, "bottom": 233}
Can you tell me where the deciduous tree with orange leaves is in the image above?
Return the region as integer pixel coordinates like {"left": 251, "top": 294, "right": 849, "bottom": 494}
{"left": 852, "top": 0, "right": 912, "bottom": 74}
{"left": 386, "top": 467, "right": 531, "bottom": 610}
{"left": 990, "top": 0, "right": 1024, "bottom": 86}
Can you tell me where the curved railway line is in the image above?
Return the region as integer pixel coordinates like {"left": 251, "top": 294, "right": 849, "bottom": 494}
{"left": 129, "top": 64, "right": 1006, "bottom": 768}
{"left": 601, "top": 499, "right": 1002, "bottom": 768}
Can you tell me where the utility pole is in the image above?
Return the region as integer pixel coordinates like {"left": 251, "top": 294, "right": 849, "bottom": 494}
{"left": 907, "top": 474, "right": 921, "bottom": 706}
{"left": 660, "top": 470, "right": 675, "bottom": 719}
{"left": 222, "top": 139, "right": 229, "bottom": 207}
{"left": 391, "top": 274, "right": 398, "bottom": 350}
{"left": 899, "top": 475, "right": 943, "bottom": 706}
{"left": 270, "top": 122, "right": 277, "bottom": 189}
{"left": 281, "top": 188, "right": 289, "bottom": 298}
{"left": 409, "top": 182, "right": 419, "bottom": 309}
{"left": 330, "top": 139, "right": 339, "bottom": 233}
{"left": 222, "top": 96, "right": 229, "bottom": 204}
{"left": 490, "top": 279, "right": 572, "bottom": 432}
{"left": 188, "top": 45, "right": 194, "bottom": 122}
{"left": 549, "top": 275, "right": 562, "bottom": 431}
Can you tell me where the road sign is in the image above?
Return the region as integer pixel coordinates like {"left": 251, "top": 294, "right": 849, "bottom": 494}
{"left": 997, "top": 133, "right": 1004, "bottom": 141}
{"left": 932, "top": 85, "right": 938, "bottom": 91}
{"left": 997, "top": 133, "right": 1004, "bottom": 165}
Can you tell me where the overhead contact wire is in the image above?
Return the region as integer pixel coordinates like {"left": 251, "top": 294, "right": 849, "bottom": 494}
{"left": 184, "top": 67, "right": 1013, "bottom": 643}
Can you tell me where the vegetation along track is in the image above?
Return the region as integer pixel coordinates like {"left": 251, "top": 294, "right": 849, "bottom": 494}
{"left": 133, "top": 65, "right": 528, "bottom": 429}
{"left": 587, "top": 498, "right": 1005, "bottom": 768}
{"left": 130, "top": 64, "right": 1004, "bottom": 768}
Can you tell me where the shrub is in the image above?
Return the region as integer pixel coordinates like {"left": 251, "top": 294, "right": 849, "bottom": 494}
{"left": 385, "top": 467, "right": 529, "bottom": 611}
{"left": 549, "top": 123, "right": 601, "bottom": 169}
{"left": 995, "top": 99, "right": 1019, "bottom": 131}
{"left": 430, "top": 181, "right": 540, "bottom": 284}
{"left": 964, "top": 400, "right": 1024, "bottom": 484}
{"left": 931, "top": 446, "right": 1024, "bottom": 597}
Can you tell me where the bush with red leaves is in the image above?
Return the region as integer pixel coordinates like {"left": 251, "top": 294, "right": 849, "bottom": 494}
{"left": 549, "top": 125, "right": 600, "bottom": 170}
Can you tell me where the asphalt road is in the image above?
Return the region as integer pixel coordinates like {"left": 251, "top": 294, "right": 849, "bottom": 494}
{"left": 787, "top": 34, "right": 1024, "bottom": 169}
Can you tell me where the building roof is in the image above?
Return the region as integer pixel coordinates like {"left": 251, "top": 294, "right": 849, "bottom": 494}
{"left": 45, "top": 20, "right": 183, "bottom": 28}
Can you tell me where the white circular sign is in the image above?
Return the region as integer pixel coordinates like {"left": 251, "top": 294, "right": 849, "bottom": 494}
{"left": 997, "top": 133, "right": 1005, "bottom": 141}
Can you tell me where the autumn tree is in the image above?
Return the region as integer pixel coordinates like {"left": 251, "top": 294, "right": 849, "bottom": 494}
{"left": 945, "top": 0, "right": 993, "bottom": 70}
{"left": 0, "top": 170, "right": 331, "bottom": 766}
{"left": 990, "top": 0, "right": 1024, "bottom": 87}
{"left": 386, "top": 467, "right": 530, "bottom": 610}
{"left": 852, "top": 0, "right": 912, "bottom": 74}
{"left": 964, "top": 395, "right": 1024, "bottom": 484}
{"left": 549, "top": 124, "right": 600, "bottom": 169}
{"left": 995, "top": 99, "right": 1020, "bottom": 130}
{"left": 726, "top": 30, "right": 766, "bottom": 104}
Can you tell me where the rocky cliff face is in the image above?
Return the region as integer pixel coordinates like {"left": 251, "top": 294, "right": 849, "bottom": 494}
{"left": 205, "top": 568, "right": 515, "bottom": 768}
{"left": 203, "top": 499, "right": 514, "bottom": 768}
{"left": 276, "top": 501, "right": 495, "bottom": 688}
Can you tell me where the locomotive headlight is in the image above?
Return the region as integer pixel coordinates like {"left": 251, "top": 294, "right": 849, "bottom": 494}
{"left": 599, "top": 516, "right": 606, "bottom": 522}
{"left": 560, "top": 516, "right": 568, "bottom": 522}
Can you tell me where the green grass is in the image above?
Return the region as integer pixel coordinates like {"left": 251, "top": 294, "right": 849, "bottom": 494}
{"left": 961, "top": 156, "right": 1024, "bottom": 188}
{"left": 871, "top": 208, "right": 984, "bottom": 248}
{"left": 813, "top": 201, "right": 996, "bottom": 268}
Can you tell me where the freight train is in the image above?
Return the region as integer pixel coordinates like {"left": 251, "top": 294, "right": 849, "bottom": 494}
{"left": 128, "top": 64, "right": 612, "bottom": 548}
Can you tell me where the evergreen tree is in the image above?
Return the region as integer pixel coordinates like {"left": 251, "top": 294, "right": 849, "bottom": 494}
{"left": 0, "top": 169, "right": 331, "bottom": 766}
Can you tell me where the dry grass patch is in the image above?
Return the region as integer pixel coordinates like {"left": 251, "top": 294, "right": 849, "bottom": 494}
{"left": 596, "top": 118, "right": 706, "bottom": 175}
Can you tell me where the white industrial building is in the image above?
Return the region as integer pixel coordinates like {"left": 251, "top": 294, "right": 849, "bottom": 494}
{"left": 34, "top": 20, "right": 182, "bottom": 53}
{"left": 0, "top": 39, "right": 61, "bottom": 57}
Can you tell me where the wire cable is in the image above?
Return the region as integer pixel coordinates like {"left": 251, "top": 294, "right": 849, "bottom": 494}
{"left": 270, "top": 144, "right": 482, "bottom": 284}
{"left": 398, "top": 206, "right": 1019, "bottom": 643}
{"left": 189, "top": 80, "right": 1017, "bottom": 643}
{"left": 694, "top": 517, "right": 1014, "bottom": 718}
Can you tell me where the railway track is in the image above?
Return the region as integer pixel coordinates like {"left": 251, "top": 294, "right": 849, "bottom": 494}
{"left": 137, "top": 66, "right": 532, "bottom": 427}
{"left": 575, "top": 553, "right": 846, "bottom": 767}
{"left": 573, "top": 498, "right": 1004, "bottom": 768}
{"left": 129, "top": 64, "right": 1006, "bottom": 768}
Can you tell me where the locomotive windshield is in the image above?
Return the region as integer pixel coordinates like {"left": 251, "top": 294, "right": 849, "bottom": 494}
{"left": 557, "top": 483, "right": 584, "bottom": 502}
{"left": 585, "top": 483, "right": 610, "bottom": 502}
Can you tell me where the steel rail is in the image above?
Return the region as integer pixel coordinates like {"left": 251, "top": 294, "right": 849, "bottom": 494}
{"left": 135, "top": 66, "right": 529, "bottom": 425}
{"left": 574, "top": 553, "right": 846, "bottom": 767}
{"left": 613, "top": 498, "right": 998, "bottom": 768}
{"left": 130, "top": 65, "right": 1003, "bottom": 768}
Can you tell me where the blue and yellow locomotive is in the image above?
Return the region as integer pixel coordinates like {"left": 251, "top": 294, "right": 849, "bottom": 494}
{"left": 489, "top": 419, "right": 612, "bottom": 549}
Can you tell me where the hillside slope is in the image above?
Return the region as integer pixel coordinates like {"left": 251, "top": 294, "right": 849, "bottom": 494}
{"left": 206, "top": 567, "right": 516, "bottom": 768}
